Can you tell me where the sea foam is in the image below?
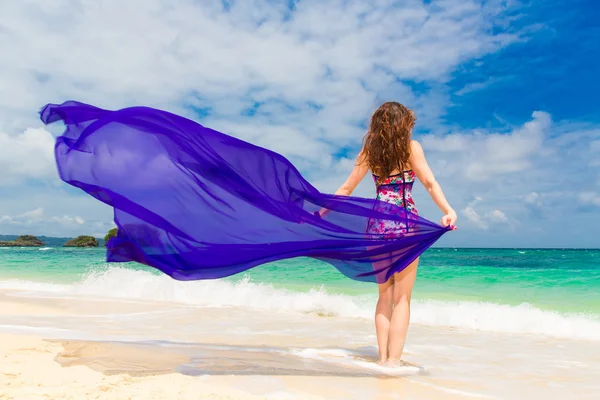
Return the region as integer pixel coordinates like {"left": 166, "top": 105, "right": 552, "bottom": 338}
{"left": 1, "top": 266, "right": 599, "bottom": 341}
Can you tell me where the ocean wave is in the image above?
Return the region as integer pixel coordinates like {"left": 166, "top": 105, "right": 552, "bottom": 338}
{"left": 1, "top": 266, "right": 599, "bottom": 341}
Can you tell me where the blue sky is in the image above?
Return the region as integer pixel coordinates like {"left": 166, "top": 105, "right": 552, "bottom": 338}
{"left": 447, "top": 0, "right": 600, "bottom": 128}
{"left": 0, "top": 0, "right": 598, "bottom": 248}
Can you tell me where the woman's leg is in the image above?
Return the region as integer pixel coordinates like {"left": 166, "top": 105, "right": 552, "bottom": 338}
{"left": 375, "top": 276, "right": 394, "bottom": 363}
{"left": 387, "top": 257, "right": 419, "bottom": 363}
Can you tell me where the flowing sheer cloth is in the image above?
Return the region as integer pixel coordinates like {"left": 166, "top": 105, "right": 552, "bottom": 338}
{"left": 41, "top": 101, "right": 452, "bottom": 284}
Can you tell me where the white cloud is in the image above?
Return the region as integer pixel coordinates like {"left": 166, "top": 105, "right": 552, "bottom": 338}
{"left": 0, "top": 202, "right": 111, "bottom": 237}
{"left": 460, "top": 197, "right": 508, "bottom": 230}
{"left": 590, "top": 140, "right": 600, "bottom": 167}
{"left": 21, "top": 208, "right": 44, "bottom": 220}
{"left": 487, "top": 209, "right": 509, "bottom": 223}
{"left": 0, "top": 1, "right": 520, "bottom": 139}
{"left": 523, "top": 192, "right": 542, "bottom": 207}
{"left": 455, "top": 76, "right": 510, "bottom": 96}
{"left": 0, "top": 128, "right": 56, "bottom": 185}
{"left": 463, "top": 205, "right": 488, "bottom": 229}
{"left": 0, "top": 208, "right": 43, "bottom": 224}
{"left": 0, "top": 208, "right": 84, "bottom": 227}
{"left": 420, "top": 111, "right": 550, "bottom": 182}
{"left": 579, "top": 192, "right": 600, "bottom": 207}
{"left": 51, "top": 215, "right": 86, "bottom": 226}
{"left": 0, "top": 0, "right": 524, "bottom": 233}
{"left": 410, "top": 114, "right": 600, "bottom": 245}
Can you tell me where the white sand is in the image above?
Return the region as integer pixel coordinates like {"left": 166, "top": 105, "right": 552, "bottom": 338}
{"left": 0, "top": 294, "right": 472, "bottom": 400}
{"left": 2, "top": 288, "right": 599, "bottom": 399}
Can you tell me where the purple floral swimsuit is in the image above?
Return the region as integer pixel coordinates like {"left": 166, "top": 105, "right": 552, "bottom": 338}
{"left": 366, "top": 170, "right": 418, "bottom": 238}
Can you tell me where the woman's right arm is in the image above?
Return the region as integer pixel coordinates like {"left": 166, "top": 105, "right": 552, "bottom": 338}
{"left": 410, "top": 140, "right": 457, "bottom": 228}
{"left": 317, "top": 151, "right": 369, "bottom": 217}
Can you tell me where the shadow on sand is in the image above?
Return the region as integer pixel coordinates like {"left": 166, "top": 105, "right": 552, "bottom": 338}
{"left": 50, "top": 339, "right": 425, "bottom": 379}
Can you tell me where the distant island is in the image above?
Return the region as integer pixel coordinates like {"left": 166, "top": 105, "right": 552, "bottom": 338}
{"left": 0, "top": 235, "right": 45, "bottom": 247}
{"left": 0, "top": 235, "right": 106, "bottom": 247}
{"left": 63, "top": 235, "right": 99, "bottom": 248}
{"left": 104, "top": 228, "right": 117, "bottom": 246}
{"left": 1, "top": 228, "right": 125, "bottom": 248}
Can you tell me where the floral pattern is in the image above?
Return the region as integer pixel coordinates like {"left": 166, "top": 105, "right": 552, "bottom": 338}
{"left": 366, "top": 170, "right": 419, "bottom": 238}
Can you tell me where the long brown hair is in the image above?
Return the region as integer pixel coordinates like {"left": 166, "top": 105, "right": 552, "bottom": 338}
{"left": 359, "top": 101, "right": 415, "bottom": 180}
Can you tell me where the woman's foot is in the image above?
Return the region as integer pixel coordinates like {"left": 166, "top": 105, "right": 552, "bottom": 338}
{"left": 386, "top": 359, "right": 410, "bottom": 367}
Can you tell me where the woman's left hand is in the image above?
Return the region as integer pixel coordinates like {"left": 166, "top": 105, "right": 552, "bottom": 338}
{"left": 441, "top": 210, "right": 457, "bottom": 229}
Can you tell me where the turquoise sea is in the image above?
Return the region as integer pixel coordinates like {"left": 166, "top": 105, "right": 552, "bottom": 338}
{"left": 1, "top": 246, "right": 599, "bottom": 340}
{"left": 2, "top": 245, "right": 600, "bottom": 399}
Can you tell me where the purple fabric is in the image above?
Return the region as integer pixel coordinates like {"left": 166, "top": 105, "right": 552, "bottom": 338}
{"left": 40, "top": 101, "right": 452, "bottom": 284}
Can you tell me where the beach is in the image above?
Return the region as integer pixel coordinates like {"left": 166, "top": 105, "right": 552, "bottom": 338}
{"left": 0, "top": 292, "right": 483, "bottom": 400}
{"left": 1, "top": 247, "right": 599, "bottom": 399}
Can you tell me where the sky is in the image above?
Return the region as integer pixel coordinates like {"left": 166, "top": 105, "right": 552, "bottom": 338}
{"left": 0, "top": 0, "right": 598, "bottom": 248}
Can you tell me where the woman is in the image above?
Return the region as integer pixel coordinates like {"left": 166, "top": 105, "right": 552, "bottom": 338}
{"left": 331, "top": 101, "right": 457, "bottom": 365}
